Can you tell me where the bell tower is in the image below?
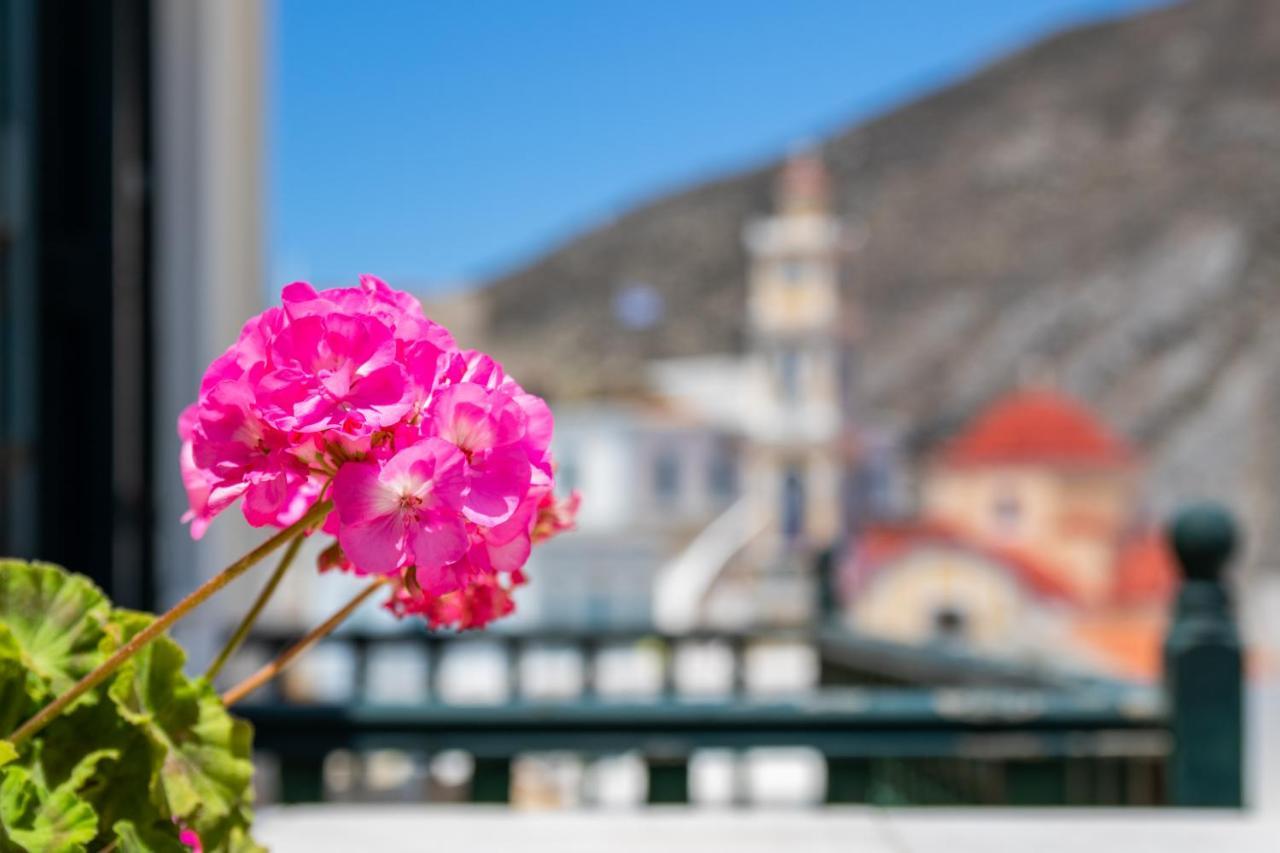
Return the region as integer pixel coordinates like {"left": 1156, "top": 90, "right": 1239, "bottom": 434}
{"left": 742, "top": 149, "right": 850, "bottom": 558}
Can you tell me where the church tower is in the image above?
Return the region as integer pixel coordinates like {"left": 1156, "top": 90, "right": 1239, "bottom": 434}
{"left": 742, "top": 150, "right": 851, "bottom": 562}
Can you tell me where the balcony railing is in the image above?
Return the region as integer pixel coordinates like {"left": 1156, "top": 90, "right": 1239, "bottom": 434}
{"left": 236, "top": 505, "right": 1243, "bottom": 808}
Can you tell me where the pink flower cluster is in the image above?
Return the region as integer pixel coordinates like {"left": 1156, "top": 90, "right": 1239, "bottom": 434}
{"left": 179, "top": 275, "right": 576, "bottom": 628}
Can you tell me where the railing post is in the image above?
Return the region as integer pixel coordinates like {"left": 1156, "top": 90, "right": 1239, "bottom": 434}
{"left": 279, "top": 753, "right": 326, "bottom": 803}
{"left": 351, "top": 635, "right": 369, "bottom": 702}
{"left": 825, "top": 758, "right": 870, "bottom": 803}
{"left": 580, "top": 638, "right": 598, "bottom": 700}
{"left": 471, "top": 757, "right": 512, "bottom": 803}
{"left": 814, "top": 545, "right": 838, "bottom": 623}
{"left": 647, "top": 756, "right": 690, "bottom": 804}
{"left": 1164, "top": 503, "right": 1243, "bottom": 807}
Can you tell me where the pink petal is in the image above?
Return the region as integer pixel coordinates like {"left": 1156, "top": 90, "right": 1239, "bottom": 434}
{"left": 518, "top": 393, "right": 554, "bottom": 458}
{"left": 409, "top": 512, "right": 469, "bottom": 573}
{"left": 333, "top": 461, "right": 401, "bottom": 525}
{"left": 350, "top": 363, "right": 409, "bottom": 413}
{"left": 463, "top": 446, "right": 531, "bottom": 526}
{"left": 432, "top": 385, "right": 498, "bottom": 453}
{"left": 241, "top": 471, "right": 289, "bottom": 527}
{"left": 413, "top": 549, "right": 484, "bottom": 598}
{"left": 338, "top": 511, "right": 408, "bottom": 575}
{"left": 280, "top": 280, "right": 320, "bottom": 318}
{"left": 485, "top": 530, "right": 531, "bottom": 574}
{"left": 381, "top": 439, "right": 468, "bottom": 510}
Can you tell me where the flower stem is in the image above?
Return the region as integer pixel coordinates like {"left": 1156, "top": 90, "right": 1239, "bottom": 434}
{"left": 222, "top": 576, "right": 390, "bottom": 707}
{"left": 7, "top": 500, "right": 332, "bottom": 745}
{"left": 205, "top": 531, "right": 307, "bottom": 682}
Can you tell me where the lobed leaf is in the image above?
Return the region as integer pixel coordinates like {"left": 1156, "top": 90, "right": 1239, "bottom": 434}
{"left": 37, "top": 694, "right": 168, "bottom": 851}
{"left": 0, "top": 626, "right": 34, "bottom": 740}
{"left": 0, "top": 561, "right": 110, "bottom": 705}
{"left": 112, "top": 819, "right": 190, "bottom": 853}
{"left": 0, "top": 765, "right": 99, "bottom": 853}
{"left": 0, "top": 684, "right": 30, "bottom": 746}
{"left": 0, "top": 563, "right": 262, "bottom": 849}
{"left": 108, "top": 619, "right": 255, "bottom": 848}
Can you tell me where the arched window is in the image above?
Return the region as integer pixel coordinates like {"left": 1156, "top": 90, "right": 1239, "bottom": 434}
{"left": 932, "top": 605, "right": 967, "bottom": 642}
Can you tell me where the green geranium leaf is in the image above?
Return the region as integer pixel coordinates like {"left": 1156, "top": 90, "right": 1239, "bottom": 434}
{"left": 0, "top": 563, "right": 263, "bottom": 847}
{"left": 226, "top": 817, "right": 268, "bottom": 853}
{"left": 37, "top": 690, "right": 168, "bottom": 850}
{"left": 112, "top": 819, "right": 189, "bottom": 853}
{"left": 0, "top": 626, "right": 38, "bottom": 737}
{"left": 102, "top": 609, "right": 154, "bottom": 650}
{"left": 108, "top": 621, "right": 254, "bottom": 847}
{"left": 0, "top": 561, "right": 109, "bottom": 705}
{"left": 0, "top": 765, "right": 99, "bottom": 853}
{"left": 58, "top": 749, "right": 119, "bottom": 799}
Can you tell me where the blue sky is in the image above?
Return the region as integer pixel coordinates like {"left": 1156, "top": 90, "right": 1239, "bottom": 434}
{"left": 269, "top": 0, "right": 1168, "bottom": 293}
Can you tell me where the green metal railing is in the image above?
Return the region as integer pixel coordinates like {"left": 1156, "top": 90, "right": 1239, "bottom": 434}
{"left": 238, "top": 504, "right": 1243, "bottom": 808}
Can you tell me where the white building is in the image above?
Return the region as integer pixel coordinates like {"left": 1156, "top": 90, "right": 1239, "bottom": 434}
{"left": 513, "top": 401, "right": 741, "bottom": 629}
{"left": 516, "top": 151, "right": 870, "bottom": 633}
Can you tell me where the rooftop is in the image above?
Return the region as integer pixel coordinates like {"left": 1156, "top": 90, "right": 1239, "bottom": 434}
{"left": 936, "top": 389, "right": 1135, "bottom": 469}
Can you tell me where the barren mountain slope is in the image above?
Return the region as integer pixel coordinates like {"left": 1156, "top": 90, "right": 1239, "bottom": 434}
{"left": 478, "top": 0, "right": 1280, "bottom": 566}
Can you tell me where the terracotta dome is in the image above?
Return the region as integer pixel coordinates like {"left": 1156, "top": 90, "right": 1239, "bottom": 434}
{"left": 938, "top": 389, "right": 1134, "bottom": 468}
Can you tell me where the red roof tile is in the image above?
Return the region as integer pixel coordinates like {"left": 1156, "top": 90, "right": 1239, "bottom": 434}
{"left": 938, "top": 389, "right": 1134, "bottom": 468}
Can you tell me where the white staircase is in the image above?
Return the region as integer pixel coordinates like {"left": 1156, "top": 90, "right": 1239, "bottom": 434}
{"left": 652, "top": 497, "right": 767, "bottom": 632}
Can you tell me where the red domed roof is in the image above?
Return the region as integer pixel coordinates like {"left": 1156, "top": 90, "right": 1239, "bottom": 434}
{"left": 938, "top": 389, "right": 1134, "bottom": 468}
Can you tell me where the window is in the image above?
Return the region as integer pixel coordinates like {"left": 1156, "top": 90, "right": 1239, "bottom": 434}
{"left": 653, "top": 449, "right": 681, "bottom": 502}
{"left": 991, "top": 488, "right": 1023, "bottom": 536}
{"left": 779, "top": 258, "right": 807, "bottom": 283}
{"left": 777, "top": 347, "right": 802, "bottom": 403}
{"left": 932, "top": 605, "right": 967, "bottom": 642}
{"left": 707, "top": 447, "right": 737, "bottom": 499}
{"left": 782, "top": 466, "right": 805, "bottom": 541}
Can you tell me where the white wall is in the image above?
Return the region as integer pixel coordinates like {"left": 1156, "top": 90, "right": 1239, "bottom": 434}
{"left": 152, "top": 0, "right": 267, "bottom": 668}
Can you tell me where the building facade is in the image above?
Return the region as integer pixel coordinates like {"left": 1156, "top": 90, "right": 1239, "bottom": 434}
{"left": 842, "top": 389, "right": 1177, "bottom": 680}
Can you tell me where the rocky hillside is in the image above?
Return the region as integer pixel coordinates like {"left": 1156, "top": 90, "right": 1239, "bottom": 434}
{"left": 475, "top": 0, "right": 1280, "bottom": 568}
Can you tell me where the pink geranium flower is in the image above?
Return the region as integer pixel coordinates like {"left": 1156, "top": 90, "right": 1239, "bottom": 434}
{"left": 257, "top": 312, "right": 410, "bottom": 434}
{"left": 442, "top": 351, "right": 555, "bottom": 474}
{"left": 532, "top": 489, "right": 582, "bottom": 544}
{"left": 386, "top": 572, "right": 518, "bottom": 630}
{"left": 180, "top": 274, "right": 576, "bottom": 631}
{"left": 179, "top": 827, "right": 202, "bottom": 853}
{"left": 414, "top": 512, "right": 533, "bottom": 597}
{"left": 429, "top": 383, "right": 532, "bottom": 525}
{"left": 198, "top": 307, "right": 284, "bottom": 396}
{"left": 282, "top": 276, "right": 457, "bottom": 353}
{"left": 332, "top": 438, "right": 469, "bottom": 576}
{"left": 188, "top": 381, "right": 317, "bottom": 531}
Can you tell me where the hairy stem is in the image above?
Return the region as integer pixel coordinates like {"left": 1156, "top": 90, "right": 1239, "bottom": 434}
{"left": 8, "top": 501, "right": 333, "bottom": 744}
{"left": 222, "top": 576, "right": 390, "bottom": 707}
{"left": 205, "top": 531, "right": 308, "bottom": 682}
